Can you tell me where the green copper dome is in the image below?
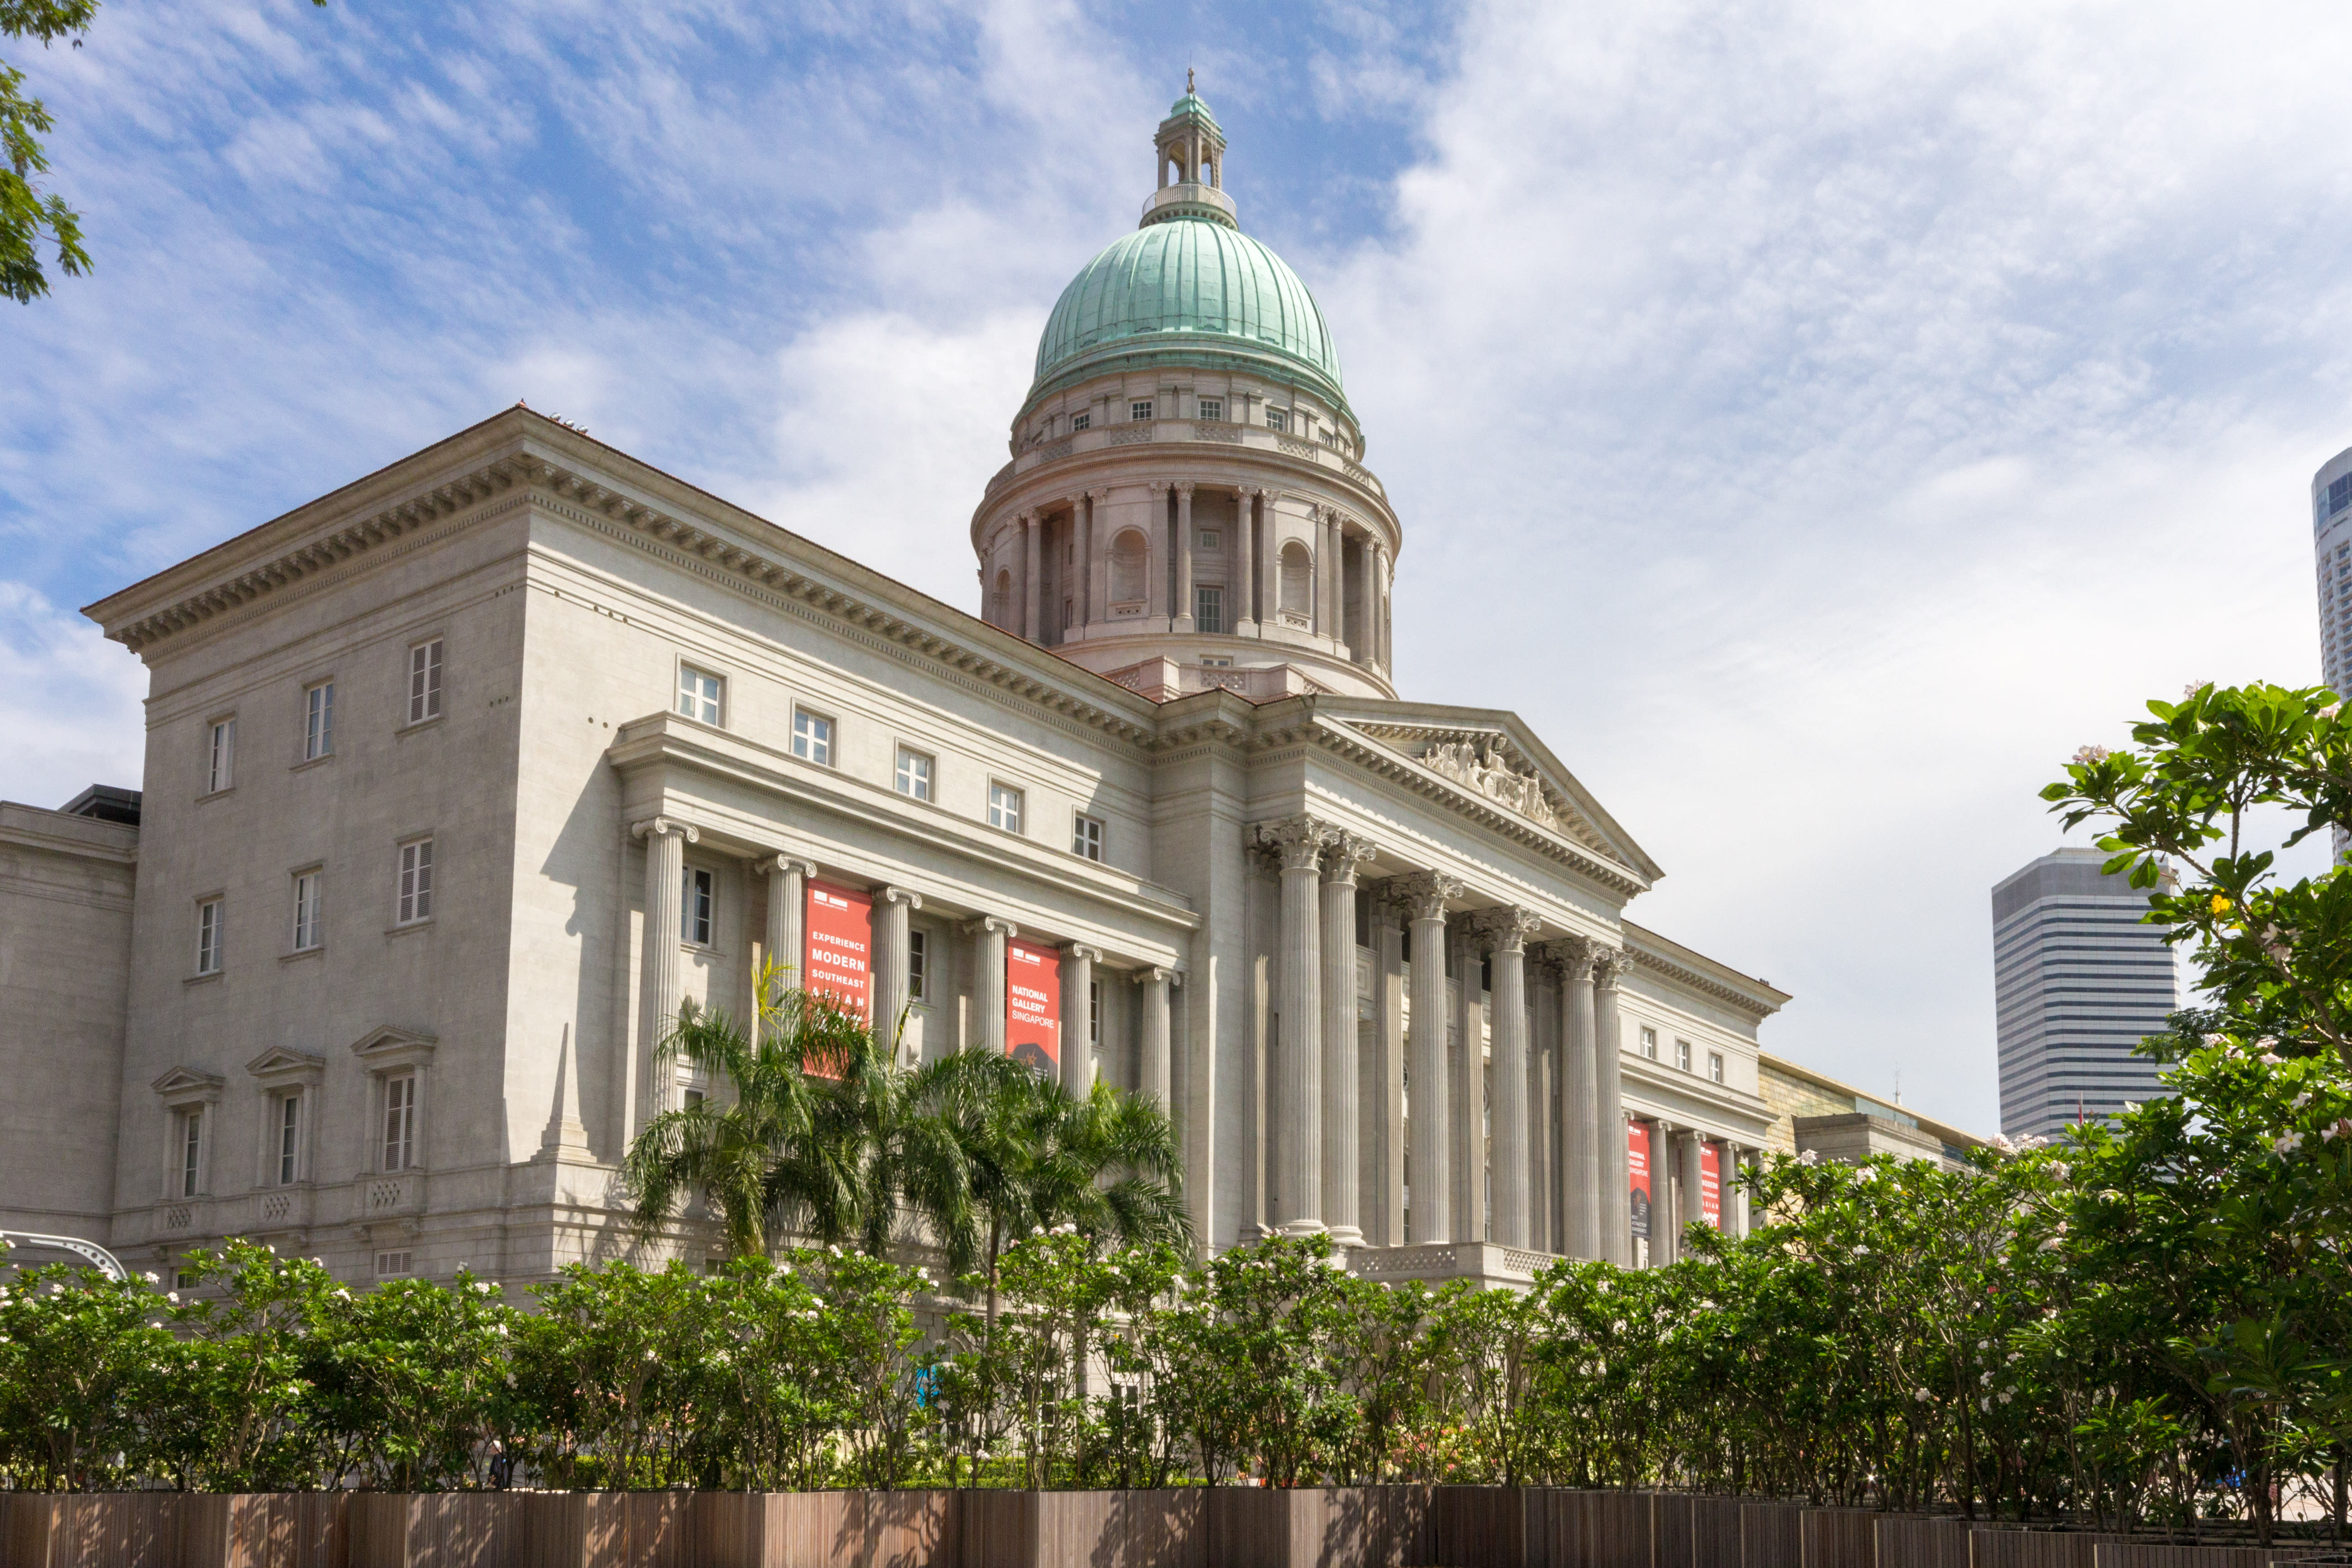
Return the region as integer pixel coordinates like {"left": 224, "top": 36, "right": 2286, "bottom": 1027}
{"left": 1028, "top": 216, "right": 1348, "bottom": 414}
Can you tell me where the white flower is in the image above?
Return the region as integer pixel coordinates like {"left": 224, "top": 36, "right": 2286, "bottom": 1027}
{"left": 142, "top": 1272, "right": 160, "bottom": 1285}
{"left": 166, "top": 1292, "right": 179, "bottom": 1304}
{"left": 2293, "top": 1092, "right": 2316, "bottom": 1110}
{"left": 2261, "top": 1053, "right": 2283, "bottom": 1065}
{"left": 1981, "top": 1371, "right": 1994, "bottom": 1386}
{"left": 1999, "top": 1391, "right": 2013, "bottom": 1404}
{"left": 2072, "top": 745, "right": 2112, "bottom": 766}
{"left": 2275, "top": 1132, "right": 2304, "bottom": 1155}
{"left": 1800, "top": 1150, "right": 1821, "bottom": 1166}
{"left": 1852, "top": 1245, "right": 1871, "bottom": 1257}
{"left": 1980, "top": 1397, "right": 1992, "bottom": 1412}
{"left": 1989, "top": 1135, "right": 2017, "bottom": 1155}
{"left": 2048, "top": 1162, "right": 2069, "bottom": 1181}
{"left": 1914, "top": 1388, "right": 1932, "bottom": 1402}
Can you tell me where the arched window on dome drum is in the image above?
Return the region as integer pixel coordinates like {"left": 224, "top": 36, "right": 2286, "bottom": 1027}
{"left": 993, "top": 569, "right": 1013, "bottom": 630}
{"left": 1278, "top": 540, "right": 1313, "bottom": 622}
{"left": 1110, "top": 529, "right": 1148, "bottom": 610}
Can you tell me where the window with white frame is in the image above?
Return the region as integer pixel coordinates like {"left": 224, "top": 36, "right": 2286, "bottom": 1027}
{"left": 382, "top": 1073, "right": 417, "bottom": 1171}
{"left": 303, "top": 681, "right": 335, "bottom": 761}
{"left": 1198, "top": 529, "right": 1221, "bottom": 549}
{"left": 895, "top": 746, "right": 934, "bottom": 801}
{"left": 683, "top": 866, "right": 715, "bottom": 946}
{"left": 407, "top": 639, "right": 443, "bottom": 724}
{"left": 206, "top": 717, "right": 236, "bottom": 793}
{"left": 1089, "top": 980, "right": 1100, "bottom": 1044}
{"left": 373, "top": 1250, "right": 413, "bottom": 1279}
{"left": 988, "top": 782, "right": 1024, "bottom": 833}
{"left": 396, "top": 838, "right": 434, "bottom": 925}
{"left": 273, "top": 1093, "right": 302, "bottom": 1185}
{"left": 1265, "top": 408, "right": 1289, "bottom": 433}
{"left": 1071, "top": 412, "right": 1090, "bottom": 431}
{"left": 1194, "top": 585, "right": 1224, "bottom": 634}
{"left": 176, "top": 1106, "right": 204, "bottom": 1197}
{"left": 1640, "top": 1025, "right": 1658, "bottom": 1060}
{"left": 196, "top": 898, "right": 224, "bottom": 975}
{"left": 676, "top": 664, "right": 724, "bottom": 725}
{"left": 909, "top": 929, "right": 928, "bottom": 1002}
{"left": 1130, "top": 400, "right": 1154, "bottom": 422}
{"left": 791, "top": 708, "right": 833, "bottom": 766}
{"left": 1197, "top": 398, "right": 1224, "bottom": 422}
{"left": 1675, "top": 1039, "right": 1692, "bottom": 1073}
{"left": 1073, "top": 812, "right": 1104, "bottom": 862}
{"left": 1708, "top": 1051, "right": 1725, "bottom": 1084}
{"left": 291, "top": 869, "right": 322, "bottom": 952}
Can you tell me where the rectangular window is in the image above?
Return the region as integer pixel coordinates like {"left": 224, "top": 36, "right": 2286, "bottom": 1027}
{"left": 1197, "top": 398, "right": 1223, "bottom": 422}
{"left": 1709, "top": 1051, "right": 1725, "bottom": 1084}
{"left": 1198, "top": 529, "right": 1220, "bottom": 549}
{"left": 1073, "top": 812, "right": 1104, "bottom": 862}
{"left": 1071, "top": 412, "right": 1090, "bottom": 431}
{"left": 676, "top": 664, "right": 724, "bottom": 725}
{"left": 791, "top": 709, "right": 833, "bottom": 766}
{"left": 1265, "top": 408, "right": 1289, "bottom": 433}
{"left": 683, "top": 1088, "right": 705, "bottom": 1110}
{"left": 989, "top": 782, "right": 1024, "bottom": 834}
{"left": 179, "top": 1107, "right": 203, "bottom": 1197}
{"left": 1676, "top": 1039, "right": 1693, "bottom": 1073}
{"left": 1090, "top": 980, "right": 1101, "bottom": 1044}
{"left": 1194, "top": 585, "right": 1225, "bottom": 634}
{"left": 407, "top": 639, "right": 444, "bottom": 724}
{"left": 302, "top": 681, "right": 334, "bottom": 760}
{"left": 397, "top": 838, "right": 434, "bottom": 925}
{"left": 276, "top": 1094, "right": 301, "bottom": 1185}
{"left": 909, "top": 929, "right": 928, "bottom": 1002}
{"left": 291, "top": 870, "right": 322, "bottom": 951}
{"left": 382, "top": 1074, "right": 416, "bottom": 1171}
{"left": 895, "top": 745, "right": 934, "bottom": 801}
{"left": 373, "top": 1250, "right": 412, "bottom": 1279}
{"left": 196, "top": 898, "right": 223, "bottom": 975}
{"left": 683, "top": 866, "right": 714, "bottom": 946}
{"left": 1130, "top": 400, "right": 1154, "bottom": 422}
{"left": 1640, "top": 1026, "right": 1658, "bottom": 1060}
{"left": 207, "top": 717, "right": 236, "bottom": 793}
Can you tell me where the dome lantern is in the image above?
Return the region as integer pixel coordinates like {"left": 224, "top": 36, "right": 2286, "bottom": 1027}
{"left": 1144, "top": 72, "right": 1238, "bottom": 230}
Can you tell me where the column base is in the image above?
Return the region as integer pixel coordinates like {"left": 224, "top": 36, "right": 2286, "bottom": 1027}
{"left": 1279, "top": 1220, "right": 1328, "bottom": 1240}
{"left": 1323, "top": 1225, "right": 1365, "bottom": 1248}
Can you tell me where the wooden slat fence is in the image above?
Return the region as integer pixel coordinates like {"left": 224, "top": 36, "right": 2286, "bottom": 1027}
{"left": 1740, "top": 1501, "right": 1805, "bottom": 1568}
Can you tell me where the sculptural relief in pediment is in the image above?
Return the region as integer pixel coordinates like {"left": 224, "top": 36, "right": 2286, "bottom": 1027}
{"left": 1420, "top": 739, "right": 1561, "bottom": 831}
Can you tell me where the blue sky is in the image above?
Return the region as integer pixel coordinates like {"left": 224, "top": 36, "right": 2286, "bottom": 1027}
{"left": 7, "top": 0, "right": 2351, "bottom": 1132}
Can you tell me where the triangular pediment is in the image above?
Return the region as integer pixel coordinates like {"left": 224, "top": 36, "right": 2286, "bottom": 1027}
{"left": 151, "top": 1065, "right": 225, "bottom": 1100}
{"left": 1323, "top": 708, "right": 1664, "bottom": 885}
{"left": 245, "top": 1046, "right": 326, "bottom": 1084}
{"left": 351, "top": 1025, "right": 438, "bottom": 1067}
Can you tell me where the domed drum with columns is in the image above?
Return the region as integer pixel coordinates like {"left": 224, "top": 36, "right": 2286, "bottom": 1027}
{"left": 972, "top": 87, "right": 1401, "bottom": 702}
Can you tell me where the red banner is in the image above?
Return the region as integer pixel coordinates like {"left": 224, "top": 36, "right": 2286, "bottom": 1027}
{"left": 1700, "top": 1140, "right": 1723, "bottom": 1230}
{"left": 1006, "top": 938, "right": 1062, "bottom": 1077}
{"left": 804, "top": 881, "right": 872, "bottom": 1021}
{"left": 1627, "top": 1120, "right": 1652, "bottom": 1240}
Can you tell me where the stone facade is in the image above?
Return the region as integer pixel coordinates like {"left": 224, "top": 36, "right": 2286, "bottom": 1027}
{"left": 0, "top": 92, "right": 1802, "bottom": 1288}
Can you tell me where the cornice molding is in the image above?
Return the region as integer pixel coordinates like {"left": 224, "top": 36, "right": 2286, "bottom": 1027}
{"left": 1623, "top": 940, "right": 1785, "bottom": 1020}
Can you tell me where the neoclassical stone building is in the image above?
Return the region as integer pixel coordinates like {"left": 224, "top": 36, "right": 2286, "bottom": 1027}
{"left": 1, "top": 89, "right": 1789, "bottom": 1288}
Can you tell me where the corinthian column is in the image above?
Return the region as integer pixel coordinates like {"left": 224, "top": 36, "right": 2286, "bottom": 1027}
{"left": 1355, "top": 531, "right": 1379, "bottom": 666}
{"left": 1235, "top": 488, "right": 1259, "bottom": 633}
{"left": 1174, "top": 482, "right": 1197, "bottom": 632}
{"left": 1374, "top": 543, "right": 1392, "bottom": 671}
{"left": 1594, "top": 947, "right": 1633, "bottom": 1264}
{"left": 1061, "top": 944, "right": 1100, "bottom": 1097}
{"left": 1259, "top": 815, "right": 1332, "bottom": 1236}
{"left": 1478, "top": 907, "right": 1541, "bottom": 1248}
{"left": 872, "top": 886, "right": 922, "bottom": 1064}
{"left": 1395, "top": 871, "right": 1460, "bottom": 1242}
{"left": 1681, "top": 1130, "right": 1707, "bottom": 1238}
{"left": 971, "top": 916, "right": 1017, "bottom": 1057}
{"left": 1321, "top": 831, "right": 1377, "bottom": 1248}
{"left": 1451, "top": 919, "right": 1485, "bottom": 1242}
{"left": 1074, "top": 494, "right": 1093, "bottom": 632}
{"left": 631, "top": 817, "right": 698, "bottom": 1127}
{"left": 1553, "top": 937, "right": 1601, "bottom": 1260}
{"left": 1020, "top": 512, "right": 1040, "bottom": 641}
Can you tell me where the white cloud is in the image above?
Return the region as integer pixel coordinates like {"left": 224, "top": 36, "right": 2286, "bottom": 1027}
{"left": 0, "top": 585, "right": 146, "bottom": 808}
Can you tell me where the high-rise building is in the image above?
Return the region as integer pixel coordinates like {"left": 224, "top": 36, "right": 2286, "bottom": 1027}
{"left": 2314, "top": 445, "right": 2352, "bottom": 699}
{"left": 1992, "top": 848, "right": 2177, "bottom": 1140}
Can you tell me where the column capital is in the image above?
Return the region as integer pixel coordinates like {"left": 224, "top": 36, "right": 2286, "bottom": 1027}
{"left": 1147, "top": 479, "right": 1171, "bottom": 497}
{"left": 1321, "top": 830, "right": 1378, "bottom": 886}
{"left": 1388, "top": 868, "right": 1465, "bottom": 923}
{"left": 1062, "top": 942, "right": 1103, "bottom": 964}
{"left": 754, "top": 852, "right": 818, "bottom": 879}
{"left": 1137, "top": 965, "right": 1176, "bottom": 985}
{"left": 1594, "top": 947, "right": 1634, "bottom": 988}
{"left": 630, "top": 816, "right": 699, "bottom": 844}
{"left": 1174, "top": 480, "right": 1196, "bottom": 498}
{"left": 1473, "top": 905, "right": 1543, "bottom": 954}
{"left": 1067, "top": 493, "right": 1089, "bottom": 511}
{"left": 1252, "top": 814, "right": 1334, "bottom": 872}
{"left": 1085, "top": 487, "right": 1110, "bottom": 502}
{"left": 877, "top": 885, "right": 923, "bottom": 911}
{"left": 1018, "top": 509, "right": 1038, "bottom": 525}
{"left": 964, "top": 914, "right": 1020, "bottom": 939}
